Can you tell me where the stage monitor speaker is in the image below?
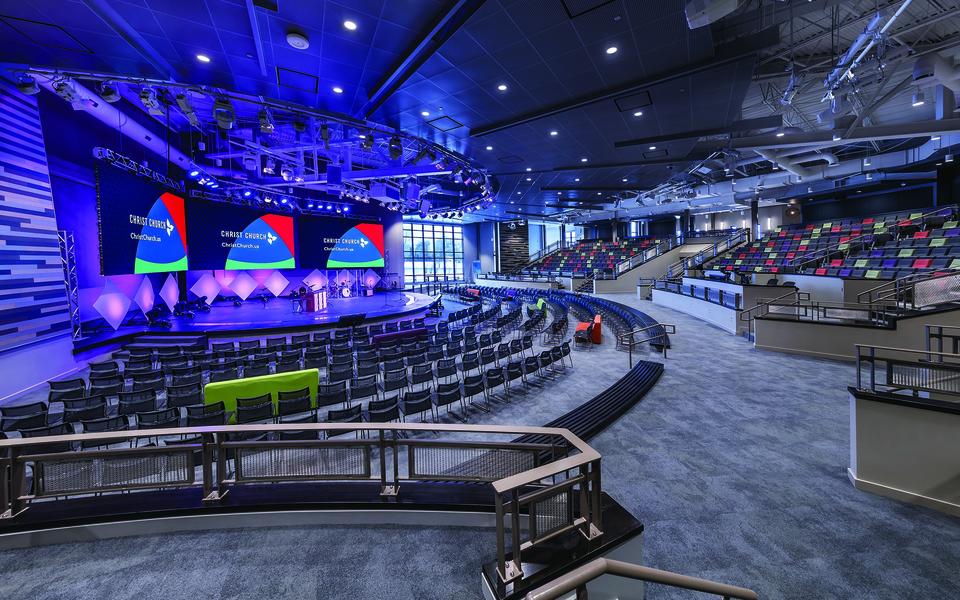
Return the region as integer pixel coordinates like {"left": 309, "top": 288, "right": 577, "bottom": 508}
{"left": 337, "top": 313, "right": 366, "bottom": 327}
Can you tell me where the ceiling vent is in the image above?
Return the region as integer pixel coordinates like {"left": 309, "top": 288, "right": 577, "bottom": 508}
{"left": 614, "top": 91, "right": 652, "bottom": 113}
{"left": 427, "top": 116, "right": 463, "bottom": 132}
{"left": 276, "top": 67, "right": 318, "bottom": 93}
{"left": 560, "top": 0, "right": 617, "bottom": 19}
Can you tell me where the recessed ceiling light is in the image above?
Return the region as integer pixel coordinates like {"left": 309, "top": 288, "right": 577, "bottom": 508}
{"left": 648, "top": 145, "right": 656, "bottom": 150}
{"left": 574, "top": 178, "right": 580, "bottom": 182}
{"left": 597, "top": 192, "right": 601, "bottom": 196}
{"left": 775, "top": 131, "right": 785, "bottom": 137}
{"left": 526, "top": 177, "right": 532, "bottom": 181}
{"left": 332, "top": 86, "right": 344, "bottom": 94}
{"left": 196, "top": 54, "right": 211, "bottom": 63}
{"left": 622, "top": 178, "right": 628, "bottom": 182}
{"left": 605, "top": 46, "right": 618, "bottom": 55}
{"left": 549, "top": 130, "right": 558, "bottom": 136}
{"left": 525, "top": 167, "right": 532, "bottom": 172}
{"left": 497, "top": 83, "right": 508, "bottom": 92}
{"left": 485, "top": 145, "right": 493, "bottom": 151}
{"left": 517, "top": 191, "right": 521, "bottom": 195}
{"left": 421, "top": 110, "right": 430, "bottom": 116}
{"left": 580, "top": 158, "right": 588, "bottom": 163}
{"left": 343, "top": 20, "right": 357, "bottom": 31}
{"left": 633, "top": 111, "right": 643, "bottom": 117}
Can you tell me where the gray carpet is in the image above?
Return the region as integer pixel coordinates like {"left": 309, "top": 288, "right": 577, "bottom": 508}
{"left": 1, "top": 294, "right": 958, "bottom": 599}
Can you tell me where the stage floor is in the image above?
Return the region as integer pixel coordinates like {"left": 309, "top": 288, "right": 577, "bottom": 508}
{"left": 74, "top": 291, "right": 437, "bottom": 351}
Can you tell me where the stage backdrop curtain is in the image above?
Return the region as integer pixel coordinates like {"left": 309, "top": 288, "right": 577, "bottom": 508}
{"left": 203, "top": 369, "right": 319, "bottom": 422}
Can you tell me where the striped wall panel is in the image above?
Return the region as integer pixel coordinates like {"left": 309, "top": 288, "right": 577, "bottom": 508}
{"left": 497, "top": 221, "right": 530, "bottom": 273}
{"left": 0, "top": 81, "right": 69, "bottom": 351}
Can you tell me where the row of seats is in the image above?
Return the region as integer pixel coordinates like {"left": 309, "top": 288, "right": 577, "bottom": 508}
{"left": 525, "top": 237, "right": 663, "bottom": 276}
{"left": 707, "top": 207, "right": 957, "bottom": 280}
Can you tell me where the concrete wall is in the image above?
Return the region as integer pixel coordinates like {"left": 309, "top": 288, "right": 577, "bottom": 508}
{"left": 850, "top": 392, "right": 960, "bottom": 517}
{"left": 652, "top": 289, "right": 739, "bottom": 333}
{"left": 754, "top": 307, "right": 960, "bottom": 361}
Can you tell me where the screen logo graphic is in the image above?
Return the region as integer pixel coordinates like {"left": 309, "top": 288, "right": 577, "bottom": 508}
{"left": 326, "top": 223, "right": 385, "bottom": 268}
{"left": 223, "top": 213, "right": 296, "bottom": 270}
{"left": 133, "top": 192, "right": 188, "bottom": 274}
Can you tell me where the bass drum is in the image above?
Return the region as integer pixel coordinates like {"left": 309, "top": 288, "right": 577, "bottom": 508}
{"left": 340, "top": 286, "right": 352, "bottom": 298}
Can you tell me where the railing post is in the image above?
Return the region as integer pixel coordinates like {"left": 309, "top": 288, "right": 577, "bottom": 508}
{"left": 869, "top": 346, "right": 877, "bottom": 392}
{"left": 201, "top": 432, "right": 218, "bottom": 502}
{"left": 7, "top": 448, "right": 25, "bottom": 517}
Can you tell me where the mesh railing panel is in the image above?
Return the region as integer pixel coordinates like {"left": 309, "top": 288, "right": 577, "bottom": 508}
{"left": 914, "top": 273, "right": 960, "bottom": 308}
{"left": 410, "top": 446, "right": 537, "bottom": 482}
{"left": 37, "top": 451, "right": 194, "bottom": 496}
{"left": 531, "top": 487, "right": 574, "bottom": 542}
{"left": 889, "top": 362, "right": 960, "bottom": 395}
{"left": 234, "top": 446, "right": 371, "bottom": 481}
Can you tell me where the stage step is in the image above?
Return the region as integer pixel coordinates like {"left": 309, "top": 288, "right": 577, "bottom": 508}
{"left": 130, "top": 334, "right": 207, "bottom": 347}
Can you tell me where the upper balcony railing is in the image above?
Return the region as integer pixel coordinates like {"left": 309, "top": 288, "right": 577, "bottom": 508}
{"left": 0, "top": 421, "right": 601, "bottom": 588}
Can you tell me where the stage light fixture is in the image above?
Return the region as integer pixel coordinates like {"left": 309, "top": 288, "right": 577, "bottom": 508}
{"left": 389, "top": 136, "right": 403, "bottom": 160}
{"left": 263, "top": 158, "right": 276, "bottom": 175}
{"left": 326, "top": 204, "right": 333, "bottom": 210}
{"left": 213, "top": 96, "right": 235, "bottom": 129}
{"left": 280, "top": 164, "right": 294, "bottom": 181}
{"left": 336, "top": 207, "right": 342, "bottom": 213}
{"left": 188, "top": 168, "right": 200, "bottom": 178}
{"left": 16, "top": 75, "right": 39, "bottom": 95}
{"left": 343, "top": 20, "right": 357, "bottom": 31}
{"left": 280, "top": 197, "right": 288, "bottom": 204}
{"left": 99, "top": 82, "right": 121, "bottom": 103}
{"left": 243, "top": 190, "right": 252, "bottom": 198}
{"left": 344, "top": 206, "right": 350, "bottom": 212}
{"left": 139, "top": 86, "right": 164, "bottom": 115}
{"left": 258, "top": 108, "right": 275, "bottom": 134}
{"left": 264, "top": 196, "right": 272, "bottom": 203}
{"left": 175, "top": 92, "right": 199, "bottom": 127}
{"left": 912, "top": 88, "right": 925, "bottom": 107}
{"left": 243, "top": 154, "right": 259, "bottom": 171}
{"left": 361, "top": 134, "right": 374, "bottom": 150}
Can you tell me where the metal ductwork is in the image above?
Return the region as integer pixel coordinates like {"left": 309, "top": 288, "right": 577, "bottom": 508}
{"left": 791, "top": 152, "right": 839, "bottom": 167}
{"left": 913, "top": 53, "right": 960, "bottom": 94}
{"left": 684, "top": 0, "right": 745, "bottom": 29}
{"left": 817, "top": 94, "right": 852, "bottom": 126}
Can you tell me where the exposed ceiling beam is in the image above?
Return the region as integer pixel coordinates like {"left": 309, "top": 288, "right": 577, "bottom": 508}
{"left": 361, "top": 0, "right": 487, "bottom": 118}
{"left": 244, "top": 0, "right": 268, "bottom": 77}
{"left": 614, "top": 116, "right": 783, "bottom": 149}
{"left": 82, "top": 0, "right": 177, "bottom": 80}
{"left": 471, "top": 27, "right": 780, "bottom": 137}
{"left": 541, "top": 186, "right": 645, "bottom": 192}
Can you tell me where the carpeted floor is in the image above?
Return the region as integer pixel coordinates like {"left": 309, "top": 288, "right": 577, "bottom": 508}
{"left": 1, "top": 294, "right": 958, "bottom": 599}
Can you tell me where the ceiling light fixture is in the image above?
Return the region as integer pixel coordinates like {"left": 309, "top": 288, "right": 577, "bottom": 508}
{"left": 421, "top": 110, "right": 430, "bottom": 116}
{"left": 332, "top": 86, "right": 344, "bottom": 94}
{"left": 343, "top": 20, "right": 357, "bottom": 31}
{"left": 633, "top": 111, "right": 643, "bottom": 117}
{"left": 549, "top": 130, "right": 558, "bottom": 136}
{"left": 605, "top": 46, "right": 618, "bottom": 55}
{"left": 497, "top": 83, "right": 508, "bottom": 92}
{"left": 525, "top": 167, "right": 532, "bottom": 172}
{"left": 648, "top": 145, "right": 656, "bottom": 150}
{"left": 580, "top": 158, "right": 588, "bottom": 163}
{"left": 485, "top": 145, "right": 493, "bottom": 151}
{"left": 196, "top": 54, "right": 211, "bottom": 63}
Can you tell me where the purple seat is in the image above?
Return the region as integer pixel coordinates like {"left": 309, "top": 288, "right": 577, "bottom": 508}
{"left": 881, "top": 259, "right": 897, "bottom": 269}
{"left": 945, "top": 229, "right": 960, "bottom": 237}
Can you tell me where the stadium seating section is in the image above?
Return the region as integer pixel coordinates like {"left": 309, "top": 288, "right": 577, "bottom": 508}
{"left": 525, "top": 238, "right": 663, "bottom": 276}
{"left": 706, "top": 207, "right": 959, "bottom": 280}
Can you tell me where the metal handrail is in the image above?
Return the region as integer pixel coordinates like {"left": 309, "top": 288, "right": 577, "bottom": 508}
{"left": 667, "top": 228, "right": 748, "bottom": 280}
{"left": 518, "top": 240, "right": 566, "bottom": 273}
{"left": 856, "top": 269, "right": 960, "bottom": 309}
{"left": 611, "top": 236, "right": 680, "bottom": 277}
{"left": 618, "top": 323, "right": 676, "bottom": 365}
{"left": 856, "top": 343, "right": 960, "bottom": 395}
{"left": 523, "top": 557, "right": 758, "bottom": 600}
{"left": 0, "top": 421, "right": 604, "bottom": 589}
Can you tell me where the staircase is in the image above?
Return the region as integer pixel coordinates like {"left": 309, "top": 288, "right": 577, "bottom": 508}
{"left": 576, "top": 272, "right": 597, "bottom": 294}
{"left": 662, "top": 228, "right": 749, "bottom": 283}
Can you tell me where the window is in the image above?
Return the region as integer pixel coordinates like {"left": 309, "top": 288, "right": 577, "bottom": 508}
{"left": 403, "top": 223, "right": 464, "bottom": 283}
{"left": 564, "top": 227, "right": 581, "bottom": 246}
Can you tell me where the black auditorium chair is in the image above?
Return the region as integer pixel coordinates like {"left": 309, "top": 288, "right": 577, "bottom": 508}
{"left": 326, "top": 404, "right": 363, "bottom": 438}
{"left": 2, "top": 411, "right": 47, "bottom": 432}
{"left": 505, "top": 360, "right": 525, "bottom": 394}
{"left": 63, "top": 402, "right": 107, "bottom": 425}
{"left": 462, "top": 374, "right": 489, "bottom": 412}
{"left": 435, "top": 381, "right": 465, "bottom": 422}
{"left": 381, "top": 369, "right": 408, "bottom": 399}
{"left": 79, "top": 416, "right": 129, "bottom": 449}
{"left": 277, "top": 388, "right": 314, "bottom": 422}
{"left": 366, "top": 397, "right": 401, "bottom": 424}
{"left": 485, "top": 367, "right": 507, "bottom": 401}
{"left": 166, "top": 384, "right": 203, "bottom": 410}
{"left": 118, "top": 390, "right": 158, "bottom": 416}
{"left": 48, "top": 378, "right": 86, "bottom": 403}
{"left": 19, "top": 423, "right": 74, "bottom": 453}
{"left": 435, "top": 358, "right": 459, "bottom": 385}
{"left": 317, "top": 382, "right": 349, "bottom": 411}
{"left": 410, "top": 363, "right": 434, "bottom": 391}
{"left": 401, "top": 388, "right": 435, "bottom": 422}
{"left": 350, "top": 375, "right": 380, "bottom": 405}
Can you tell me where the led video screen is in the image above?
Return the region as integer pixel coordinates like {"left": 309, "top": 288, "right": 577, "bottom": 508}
{"left": 185, "top": 200, "right": 296, "bottom": 270}
{"left": 97, "top": 166, "right": 189, "bottom": 276}
{"left": 298, "top": 217, "right": 385, "bottom": 269}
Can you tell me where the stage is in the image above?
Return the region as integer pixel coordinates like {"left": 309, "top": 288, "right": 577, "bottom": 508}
{"left": 73, "top": 291, "right": 439, "bottom": 352}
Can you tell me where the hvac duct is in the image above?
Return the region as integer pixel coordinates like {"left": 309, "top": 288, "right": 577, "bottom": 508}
{"left": 913, "top": 54, "right": 960, "bottom": 93}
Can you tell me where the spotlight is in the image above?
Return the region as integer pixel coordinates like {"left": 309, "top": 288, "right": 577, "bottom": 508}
{"left": 307, "top": 203, "right": 315, "bottom": 209}
{"left": 99, "top": 82, "right": 121, "bottom": 103}
{"left": 139, "top": 86, "right": 164, "bottom": 115}
{"left": 326, "top": 204, "right": 333, "bottom": 210}
{"left": 213, "top": 96, "right": 235, "bottom": 129}
{"left": 343, "top": 20, "right": 357, "bottom": 31}
{"left": 605, "top": 46, "right": 618, "bottom": 55}
{"left": 911, "top": 89, "right": 925, "bottom": 107}
{"left": 361, "top": 134, "right": 374, "bottom": 151}
{"left": 264, "top": 196, "right": 272, "bottom": 203}
{"left": 243, "top": 190, "right": 252, "bottom": 198}
{"left": 16, "top": 75, "right": 39, "bottom": 95}
{"left": 280, "top": 164, "right": 294, "bottom": 181}
{"left": 280, "top": 197, "right": 288, "bottom": 204}
{"left": 344, "top": 206, "right": 350, "bottom": 213}
{"left": 332, "top": 86, "right": 344, "bottom": 94}
{"left": 243, "top": 154, "right": 259, "bottom": 171}
{"left": 175, "top": 92, "right": 199, "bottom": 127}
{"left": 389, "top": 136, "right": 402, "bottom": 160}
{"left": 258, "top": 108, "right": 275, "bottom": 134}
{"left": 196, "top": 54, "right": 211, "bottom": 63}
{"left": 263, "top": 158, "right": 276, "bottom": 175}
{"left": 188, "top": 168, "right": 200, "bottom": 178}
{"left": 336, "top": 206, "right": 342, "bottom": 213}
{"left": 497, "top": 83, "right": 508, "bottom": 92}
